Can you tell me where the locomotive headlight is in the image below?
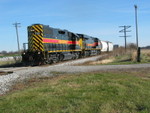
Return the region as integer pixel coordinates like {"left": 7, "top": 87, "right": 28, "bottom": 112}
{"left": 30, "top": 29, "right": 35, "bottom": 32}
{"left": 23, "top": 53, "right": 26, "bottom": 55}
{"left": 38, "top": 52, "right": 41, "bottom": 54}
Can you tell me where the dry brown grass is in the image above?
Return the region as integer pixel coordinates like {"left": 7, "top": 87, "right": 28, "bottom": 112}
{"left": 141, "top": 49, "right": 150, "bottom": 56}
{"left": 131, "top": 51, "right": 137, "bottom": 61}
{"left": 89, "top": 58, "right": 115, "bottom": 65}
{"left": 107, "top": 48, "right": 150, "bottom": 63}
{"left": 77, "top": 48, "right": 150, "bottom": 66}
{"left": 112, "top": 47, "right": 127, "bottom": 56}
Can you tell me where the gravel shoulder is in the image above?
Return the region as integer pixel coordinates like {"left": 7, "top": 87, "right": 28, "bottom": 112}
{"left": 0, "top": 54, "right": 150, "bottom": 95}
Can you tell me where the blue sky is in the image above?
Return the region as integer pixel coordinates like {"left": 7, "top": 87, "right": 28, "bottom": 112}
{"left": 0, "top": 0, "right": 150, "bottom": 51}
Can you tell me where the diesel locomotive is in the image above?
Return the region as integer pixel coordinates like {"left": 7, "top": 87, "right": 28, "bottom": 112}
{"left": 22, "top": 24, "right": 113, "bottom": 65}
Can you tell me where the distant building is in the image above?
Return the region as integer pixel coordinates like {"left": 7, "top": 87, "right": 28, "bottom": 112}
{"left": 114, "top": 45, "right": 119, "bottom": 49}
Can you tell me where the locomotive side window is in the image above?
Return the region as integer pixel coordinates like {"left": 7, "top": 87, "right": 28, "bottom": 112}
{"left": 54, "top": 29, "right": 64, "bottom": 40}
{"left": 58, "top": 30, "right": 65, "bottom": 34}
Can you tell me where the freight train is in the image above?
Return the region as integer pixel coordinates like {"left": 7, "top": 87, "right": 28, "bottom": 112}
{"left": 22, "top": 24, "right": 113, "bottom": 65}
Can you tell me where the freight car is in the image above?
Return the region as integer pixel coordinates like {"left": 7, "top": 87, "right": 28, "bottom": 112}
{"left": 22, "top": 24, "right": 113, "bottom": 65}
{"left": 101, "top": 41, "right": 113, "bottom": 52}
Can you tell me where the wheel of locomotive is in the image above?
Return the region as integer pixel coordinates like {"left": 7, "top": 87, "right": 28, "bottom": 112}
{"left": 78, "top": 52, "right": 82, "bottom": 58}
{"left": 87, "top": 50, "right": 91, "bottom": 56}
{"left": 52, "top": 54, "right": 60, "bottom": 63}
{"left": 45, "top": 54, "right": 53, "bottom": 64}
{"left": 75, "top": 52, "right": 80, "bottom": 59}
{"left": 59, "top": 54, "right": 64, "bottom": 61}
{"left": 37, "top": 55, "right": 45, "bottom": 65}
{"left": 96, "top": 50, "right": 98, "bottom": 55}
{"left": 81, "top": 51, "right": 85, "bottom": 58}
{"left": 72, "top": 52, "right": 76, "bottom": 60}
{"left": 47, "top": 58, "right": 53, "bottom": 64}
{"left": 97, "top": 50, "right": 101, "bottom": 55}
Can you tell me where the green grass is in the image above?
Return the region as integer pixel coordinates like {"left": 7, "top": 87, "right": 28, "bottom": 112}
{"left": 0, "top": 61, "right": 17, "bottom": 66}
{"left": 0, "top": 71, "right": 150, "bottom": 113}
{"left": 0, "top": 60, "right": 22, "bottom": 66}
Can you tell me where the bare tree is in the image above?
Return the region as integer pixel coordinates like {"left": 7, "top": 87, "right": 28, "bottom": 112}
{"left": 127, "top": 43, "right": 137, "bottom": 49}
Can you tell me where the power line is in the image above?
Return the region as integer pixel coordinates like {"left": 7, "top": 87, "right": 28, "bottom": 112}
{"left": 13, "top": 22, "right": 21, "bottom": 54}
{"left": 119, "top": 25, "right": 131, "bottom": 51}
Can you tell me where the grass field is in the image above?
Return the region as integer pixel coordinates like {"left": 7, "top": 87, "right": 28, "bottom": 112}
{"left": 0, "top": 61, "right": 17, "bottom": 66}
{"left": 111, "top": 49, "right": 150, "bottom": 64}
{"left": 140, "top": 49, "right": 150, "bottom": 62}
{"left": 0, "top": 69, "right": 150, "bottom": 113}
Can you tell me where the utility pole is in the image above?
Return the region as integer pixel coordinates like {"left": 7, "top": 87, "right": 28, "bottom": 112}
{"left": 134, "top": 5, "right": 139, "bottom": 50}
{"left": 134, "top": 5, "right": 140, "bottom": 62}
{"left": 119, "top": 26, "right": 131, "bottom": 51}
{"left": 13, "top": 22, "right": 21, "bottom": 54}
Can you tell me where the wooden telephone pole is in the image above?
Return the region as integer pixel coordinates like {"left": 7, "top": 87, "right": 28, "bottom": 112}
{"left": 119, "top": 26, "right": 131, "bottom": 51}
{"left": 13, "top": 22, "right": 21, "bottom": 54}
{"left": 134, "top": 5, "right": 140, "bottom": 62}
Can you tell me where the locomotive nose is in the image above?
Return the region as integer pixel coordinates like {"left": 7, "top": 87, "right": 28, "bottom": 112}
{"left": 28, "top": 24, "right": 44, "bottom": 52}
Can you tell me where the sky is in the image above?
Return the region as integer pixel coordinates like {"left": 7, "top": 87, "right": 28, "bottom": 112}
{"left": 0, "top": 0, "right": 150, "bottom": 52}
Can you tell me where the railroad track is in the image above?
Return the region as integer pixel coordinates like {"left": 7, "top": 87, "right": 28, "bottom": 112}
{"left": 0, "top": 54, "right": 107, "bottom": 76}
